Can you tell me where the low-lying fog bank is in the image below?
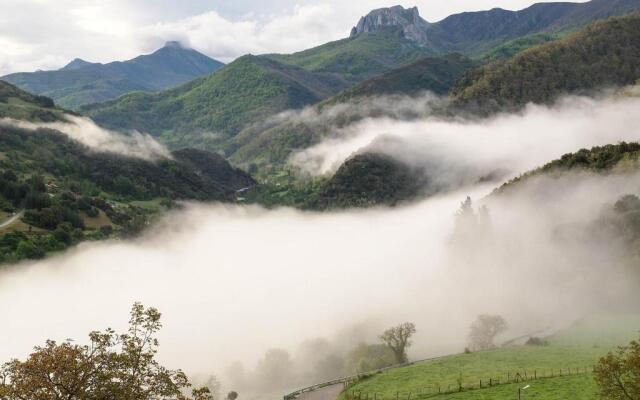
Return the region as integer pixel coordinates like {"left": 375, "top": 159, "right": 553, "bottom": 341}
{"left": 291, "top": 95, "right": 640, "bottom": 184}
{"left": 1, "top": 171, "right": 638, "bottom": 395}
{"left": 2, "top": 91, "right": 640, "bottom": 398}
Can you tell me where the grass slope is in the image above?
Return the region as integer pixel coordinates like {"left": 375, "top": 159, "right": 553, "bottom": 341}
{"left": 452, "top": 14, "right": 640, "bottom": 112}
{"left": 0, "top": 80, "right": 66, "bottom": 122}
{"left": 341, "top": 315, "right": 640, "bottom": 400}
{"left": 83, "top": 55, "right": 350, "bottom": 151}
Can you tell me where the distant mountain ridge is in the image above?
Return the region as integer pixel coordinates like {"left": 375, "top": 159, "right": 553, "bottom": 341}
{"left": 348, "top": 0, "right": 640, "bottom": 54}
{"left": 83, "top": 55, "right": 350, "bottom": 151}
{"left": 2, "top": 42, "right": 224, "bottom": 109}
{"left": 60, "top": 58, "right": 95, "bottom": 71}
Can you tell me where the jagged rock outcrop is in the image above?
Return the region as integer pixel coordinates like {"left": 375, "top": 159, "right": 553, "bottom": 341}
{"left": 350, "top": 6, "right": 431, "bottom": 46}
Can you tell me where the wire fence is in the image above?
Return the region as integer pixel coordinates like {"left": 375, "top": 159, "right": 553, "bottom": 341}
{"left": 343, "top": 365, "right": 595, "bottom": 400}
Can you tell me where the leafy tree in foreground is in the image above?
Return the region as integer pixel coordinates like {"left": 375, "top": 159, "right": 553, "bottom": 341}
{"left": 0, "top": 303, "right": 212, "bottom": 400}
{"left": 467, "top": 314, "right": 508, "bottom": 351}
{"left": 595, "top": 337, "right": 640, "bottom": 400}
{"left": 379, "top": 322, "right": 416, "bottom": 364}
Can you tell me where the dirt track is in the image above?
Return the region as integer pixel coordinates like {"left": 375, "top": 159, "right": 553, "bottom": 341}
{"left": 296, "top": 385, "right": 344, "bottom": 400}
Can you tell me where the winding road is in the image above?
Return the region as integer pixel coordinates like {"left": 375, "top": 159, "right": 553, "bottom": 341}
{"left": 0, "top": 210, "right": 24, "bottom": 229}
{"left": 295, "top": 385, "right": 344, "bottom": 400}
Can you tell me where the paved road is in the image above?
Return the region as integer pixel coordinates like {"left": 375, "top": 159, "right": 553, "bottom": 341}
{"left": 0, "top": 210, "right": 24, "bottom": 229}
{"left": 296, "top": 385, "right": 344, "bottom": 400}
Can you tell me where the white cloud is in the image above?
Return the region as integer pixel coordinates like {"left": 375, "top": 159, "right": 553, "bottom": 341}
{"left": 291, "top": 94, "right": 640, "bottom": 182}
{"left": 141, "top": 4, "right": 349, "bottom": 62}
{"left": 1, "top": 115, "right": 171, "bottom": 160}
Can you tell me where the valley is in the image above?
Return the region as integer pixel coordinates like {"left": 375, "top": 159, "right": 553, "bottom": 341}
{"left": 1, "top": 1, "right": 640, "bottom": 400}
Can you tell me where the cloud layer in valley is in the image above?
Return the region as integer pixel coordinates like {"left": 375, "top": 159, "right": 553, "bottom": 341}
{"left": 291, "top": 94, "right": 640, "bottom": 188}
{"left": 1, "top": 115, "right": 171, "bottom": 160}
{"left": 1, "top": 90, "right": 639, "bottom": 398}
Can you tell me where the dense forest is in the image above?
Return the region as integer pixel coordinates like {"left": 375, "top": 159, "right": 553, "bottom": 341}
{"left": 452, "top": 14, "right": 640, "bottom": 112}
{"left": 496, "top": 142, "right": 640, "bottom": 194}
{"left": 0, "top": 123, "right": 254, "bottom": 264}
{"left": 306, "top": 153, "right": 426, "bottom": 209}
{"left": 82, "top": 55, "right": 350, "bottom": 151}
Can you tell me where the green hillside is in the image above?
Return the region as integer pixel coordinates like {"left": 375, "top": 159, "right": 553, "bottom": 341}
{"left": 452, "top": 14, "right": 640, "bottom": 113}
{"left": 325, "top": 54, "right": 476, "bottom": 104}
{"left": 0, "top": 83, "right": 254, "bottom": 264}
{"left": 83, "top": 55, "right": 350, "bottom": 151}
{"left": 0, "top": 80, "right": 66, "bottom": 122}
{"left": 227, "top": 54, "right": 475, "bottom": 172}
{"left": 340, "top": 315, "right": 640, "bottom": 400}
{"left": 2, "top": 42, "right": 224, "bottom": 109}
{"left": 495, "top": 142, "right": 640, "bottom": 195}
{"left": 265, "top": 28, "right": 434, "bottom": 83}
{"left": 479, "top": 33, "right": 561, "bottom": 62}
{"left": 306, "top": 153, "right": 426, "bottom": 210}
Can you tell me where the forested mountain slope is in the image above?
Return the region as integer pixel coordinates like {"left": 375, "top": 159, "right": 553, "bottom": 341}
{"left": 268, "top": 0, "right": 640, "bottom": 81}
{"left": 451, "top": 14, "right": 640, "bottom": 112}
{"left": 83, "top": 55, "right": 350, "bottom": 151}
{"left": 0, "top": 82, "right": 254, "bottom": 264}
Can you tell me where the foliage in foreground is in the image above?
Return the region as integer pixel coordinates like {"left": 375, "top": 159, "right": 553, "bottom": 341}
{"left": 595, "top": 336, "right": 640, "bottom": 400}
{"left": 0, "top": 303, "right": 212, "bottom": 400}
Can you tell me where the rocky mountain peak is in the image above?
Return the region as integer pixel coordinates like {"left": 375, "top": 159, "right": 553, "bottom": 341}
{"left": 350, "top": 5, "right": 430, "bottom": 46}
{"left": 163, "top": 41, "right": 185, "bottom": 49}
{"left": 60, "top": 58, "right": 94, "bottom": 71}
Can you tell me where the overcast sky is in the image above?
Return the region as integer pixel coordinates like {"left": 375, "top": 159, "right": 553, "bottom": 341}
{"left": 0, "top": 0, "right": 589, "bottom": 75}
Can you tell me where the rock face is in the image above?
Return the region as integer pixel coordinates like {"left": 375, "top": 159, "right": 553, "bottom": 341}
{"left": 350, "top": 6, "right": 430, "bottom": 46}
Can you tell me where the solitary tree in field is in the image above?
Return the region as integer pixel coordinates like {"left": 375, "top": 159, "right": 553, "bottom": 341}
{"left": 467, "top": 314, "right": 508, "bottom": 351}
{"left": 379, "top": 322, "right": 416, "bottom": 364}
{"left": 0, "top": 303, "right": 212, "bottom": 400}
{"left": 595, "top": 337, "right": 640, "bottom": 400}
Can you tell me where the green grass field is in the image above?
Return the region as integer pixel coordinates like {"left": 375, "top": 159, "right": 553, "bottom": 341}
{"left": 437, "top": 375, "right": 596, "bottom": 400}
{"left": 340, "top": 315, "right": 640, "bottom": 400}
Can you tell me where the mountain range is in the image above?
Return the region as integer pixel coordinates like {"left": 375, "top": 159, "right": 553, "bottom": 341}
{"left": 5, "top": 0, "right": 640, "bottom": 215}
{"left": 1, "top": 41, "right": 224, "bottom": 109}
{"left": 81, "top": 0, "right": 640, "bottom": 168}
{"left": 2, "top": 0, "right": 640, "bottom": 263}
{"left": 347, "top": 0, "right": 640, "bottom": 55}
